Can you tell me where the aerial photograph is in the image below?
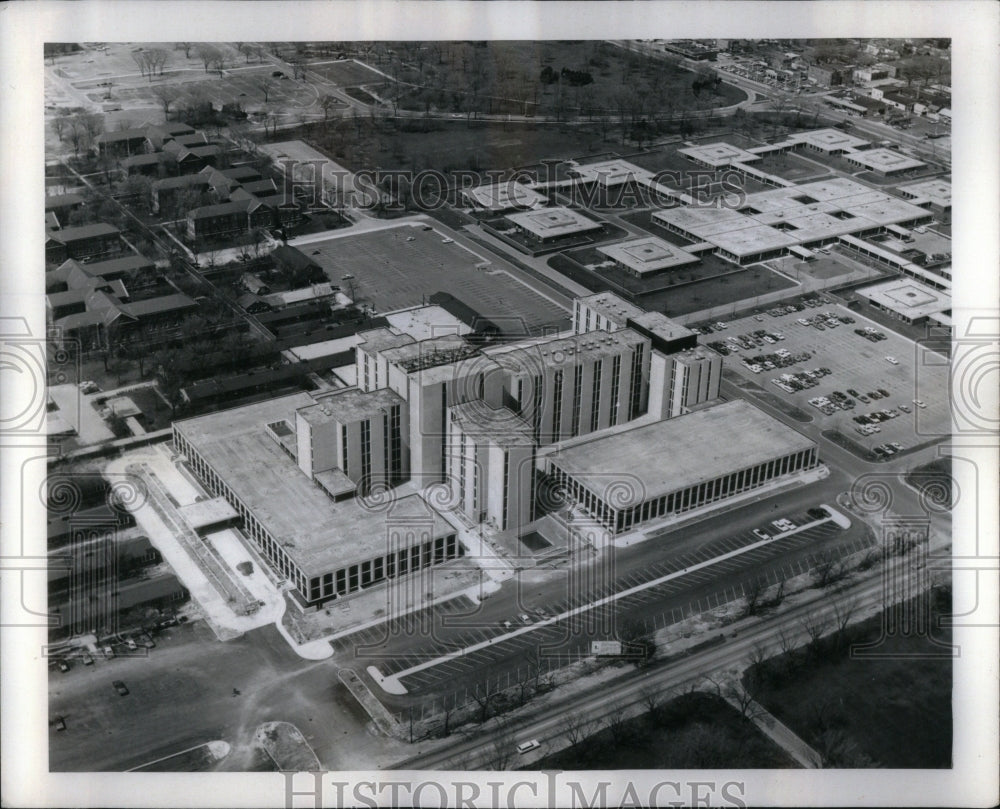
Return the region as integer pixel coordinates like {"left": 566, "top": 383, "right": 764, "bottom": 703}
{"left": 40, "top": 36, "right": 959, "bottom": 778}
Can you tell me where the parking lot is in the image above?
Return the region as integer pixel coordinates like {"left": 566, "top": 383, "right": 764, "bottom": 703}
{"left": 359, "top": 505, "right": 863, "bottom": 705}
{"left": 701, "top": 297, "right": 951, "bottom": 457}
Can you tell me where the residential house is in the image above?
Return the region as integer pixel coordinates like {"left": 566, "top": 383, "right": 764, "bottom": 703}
{"left": 45, "top": 223, "right": 121, "bottom": 264}
{"left": 94, "top": 129, "right": 151, "bottom": 158}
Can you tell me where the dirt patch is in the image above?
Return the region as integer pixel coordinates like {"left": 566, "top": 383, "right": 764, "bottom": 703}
{"left": 255, "top": 722, "right": 321, "bottom": 771}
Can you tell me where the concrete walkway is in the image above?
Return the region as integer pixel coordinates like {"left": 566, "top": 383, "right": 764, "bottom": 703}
{"left": 724, "top": 689, "right": 824, "bottom": 768}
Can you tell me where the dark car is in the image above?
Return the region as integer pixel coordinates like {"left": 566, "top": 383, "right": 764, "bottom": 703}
{"left": 878, "top": 388, "right": 890, "bottom": 397}
{"left": 53, "top": 716, "right": 67, "bottom": 731}
{"left": 113, "top": 680, "right": 129, "bottom": 697}
{"left": 57, "top": 659, "right": 70, "bottom": 673}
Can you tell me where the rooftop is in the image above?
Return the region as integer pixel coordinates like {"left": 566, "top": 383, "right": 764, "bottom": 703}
{"left": 492, "top": 328, "right": 647, "bottom": 374}
{"left": 463, "top": 182, "right": 546, "bottom": 211}
{"left": 627, "top": 311, "right": 697, "bottom": 344}
{"left": 357, "top": 327, "right": 416, "bottom": 355}
{"left": 897, "top": 178, "right": 952, "bottom": 208}
{"left": 296, "top": 386, "right": 404, "bottom": 426}
{"left": 857, "top": 278, "right": 951, "bottom": 319}
{"left": 384, "top": 305, "right": 473, "bottom": 342}
{"left": 789, "top": 128, "right": 870, "bottom": 151}
{"left": 47, "top": 222, "right": 120, "bottom": 243}
{"left": 847, "top": 148, "right": 926, "bottom": 173}
{"left": 506, "top": 206, "right": 603, "bottom": 239}
{"left": 547, "top": 399, "right": 815, "bottom": 504}
{"left": 569, "top": 159, "right": 654, "bottom": 186}
{"left": 577, "top": 292, "right": 645, "bottom": 326}
{"left": 449, "top": 402, "right": 534, "bottom": 447}
{"left": 598, "top": 236, "right": 700, "bottom": 274}
{"left": 174, "top": 393, "right": 452, "bottom": 576}
{"left": 677, "top": 142, "right": 761, "bottom": 167}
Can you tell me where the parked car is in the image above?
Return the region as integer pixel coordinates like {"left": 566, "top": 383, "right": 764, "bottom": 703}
{"left": 885, "top": 356, "right": 899, "bottom": 365}
{"left": 517, "top": 740, "right": 541, "bottom": 754}
{"left": 53, "top": 715, "right": 67, "bottom": 731}
{"left": 102, "top": 646, "right": 114, "bottom": 659}
{"left": 752, "top": 528, "right": 771, "bottom": 541}
{"left": 112, "top": 680, "right": 129, "bottom": 696}
{"left": 81, "top": 653, "right": 94, "bottom": 666}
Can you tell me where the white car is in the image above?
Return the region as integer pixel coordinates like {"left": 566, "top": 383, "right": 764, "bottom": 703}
{"left": 517, "top": 740, "right": 541, "bottom": 754}
{"left": 752, "top": 528, "right": 771, "bottom": 541}
{"left": 885, "top": 356, "right": 899, "bottom": 365}
{"left": 441, "top": 238, "right": 454, "bottom": 244}
{"left": 913, "top": 399, "right": 927, "bottom": 409}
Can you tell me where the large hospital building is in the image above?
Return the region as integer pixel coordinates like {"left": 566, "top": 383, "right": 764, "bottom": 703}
{"left": 173, "top": 293, "right": 818, "bottom": 609}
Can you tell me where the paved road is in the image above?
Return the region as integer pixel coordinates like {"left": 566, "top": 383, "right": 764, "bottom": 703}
{"left": 391, "top": 533, "right": 943, "bottom": 770}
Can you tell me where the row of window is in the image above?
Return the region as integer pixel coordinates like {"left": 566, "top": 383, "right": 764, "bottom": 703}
{"left": 549, "top": 447, "right": 818, "bottom": 534}
{"left": 306, "top": 533, "right": 461, "bottom": 603}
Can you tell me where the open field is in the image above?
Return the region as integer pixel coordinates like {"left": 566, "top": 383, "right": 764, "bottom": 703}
{"left": 307, "top": 59, "right": 387, "bottom": 87}
{"left": 295, "top": 118, "right": 618, "bottom": 176}
{"left": 388, "top": 41, "right": 747, "bottom": 117}
{"left": 88, "top": 65, "right": 318, "bottom": 113}
{"left": 530, "top": 692, "right": 794, "bottom": 769}
{"left": 748, "top": 589, "right": 953, "bottom": 767}
{"left": 300, "top": 225, "right": 570, "bottom": 333}
{"left": 751, "top": 151, "right": 832, "bottom": 183}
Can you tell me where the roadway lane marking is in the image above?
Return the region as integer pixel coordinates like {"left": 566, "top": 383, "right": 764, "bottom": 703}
{"left": 374, "top": 509, "right": 849, "bottom": 693}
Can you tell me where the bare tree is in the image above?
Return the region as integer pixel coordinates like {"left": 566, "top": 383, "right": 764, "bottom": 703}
{"left": 742, "top": 576, "right": 767, "bottom": 617}
{"left": 487, "top": 718, "right": 517, "bottom": 770}
{"left": 145, "top": 48, "right": 170, "bottom": 79}
{"left": 257, "top": 75, "right": 274, "bottom": 104}
{"left": 560, "top": 713, "right": 593, "bottom": 747}
{"left": 471, "top": 682, "right": 498, "bottom": 724}
{"left": 52, "top": 115, "right": 71, "bottom": 142}
{"left": 132, "top": 50, "right": 152, "bottom": 78}
{"left": 195, "top": 44, "right": 221, "bottom": 73}
{"left": 603, "top": 702, "right": 631, "bottom": 746}
{"left": 812, "top": 555, "right": 845, "bottom": 588}
{"left": 151, "top": 85, "right": 180, "bottom": 116}
{"left": 801, "top": 613, "right": 828, "bottom": 645}
{"left": 639, "top": 685, "right": 664, "bottom": 723}
{"left": 176, "top": 42, "right": 193, "bottom": 59}
{"left": 728, "top": 680, "right": 763, "bottom": 722}
{"left": 236, "top": 43, "right": 255, "bottom": 63}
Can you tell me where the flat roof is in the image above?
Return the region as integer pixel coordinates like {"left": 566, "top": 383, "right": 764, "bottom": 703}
{"left": 357, "top": 327, "right": 415, "bottom": 355}
{"left": 897, "top": 178, "right": 952, "bottom": 208}
{"left": 506, "top": 207, "right": 603, "bottom": 239}
{"left": 463, "top": 182, "right": 546, "bottom": 211}
{"left": 789, "top": 128, "right": 870, "bottom": 151}
{"left": 847, "top": 148, "right": 926, "bottom": 173}
{"left": 857, "top": 278, "right": 951, "bottom": 319}
{"left": 297, "top": 386, "right": 404, "bottom": 426}
{"left": 577, "top": 292, "right": 645, "bottom": 326}
{"left": 449, "top": 402, "right": 533, "bottom": 447}
{"left": 570, "top": 159, "right": 653, "bottom": 186}
{"left": 677, "top": 142, "right": 761, "bottom": 166}
{"left": 174, "top": 393, "right": 452, "bottom": 575}
{"left": 288, "top": 333, "right": 364, "bottom": 362}
{"left": 627, "top": 311, "right": 697, "bottom": 343}
{"left": 384, "top": 305, "right": 472, "bottom": 342}
{"left": 177, "top": 497, "right": 239, "bottom": 531}
{"left": 655, "top": 176, "right": 930, "bottom": 256}
{"left": 597, "top": 237, "right": 700, "bottom": 274}
{"left": 548, "top": 399, "right": 815, "bottom": 505}
{"left": 491, "top": 328, "right": 647, "bottom": 374}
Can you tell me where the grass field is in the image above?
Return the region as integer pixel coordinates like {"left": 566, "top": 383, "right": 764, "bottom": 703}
{"left": 302, "top": 226, "right": 570, "bottom": 332}
{"left": 96, "top": 66, "right": 317, "bottom": 112}
{"left": 752, "top": 151, "right": 832, "bottom": 183}
{"left": 391, "top": 41, "right": 747, "bottom": 118}
{"left": 747, "top": 589, "right": 953, "bottom": 767}
{"left": 530, "top": 691, "right": 794, "bottom": 769}
{"left": 298, "top": 118, "right": 616, "bottom": 176}
{"left": 307, "top": 59, "right": 386, "bottom": 87}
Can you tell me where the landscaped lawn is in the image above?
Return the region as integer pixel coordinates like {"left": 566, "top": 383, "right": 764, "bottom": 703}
{"left": 747, "top": 589, "right": 953, "bottom": 768}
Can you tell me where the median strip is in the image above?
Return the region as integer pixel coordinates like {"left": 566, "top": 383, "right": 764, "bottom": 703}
{"left": 372, "top": 507, "right": 847, "bottom": 693}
